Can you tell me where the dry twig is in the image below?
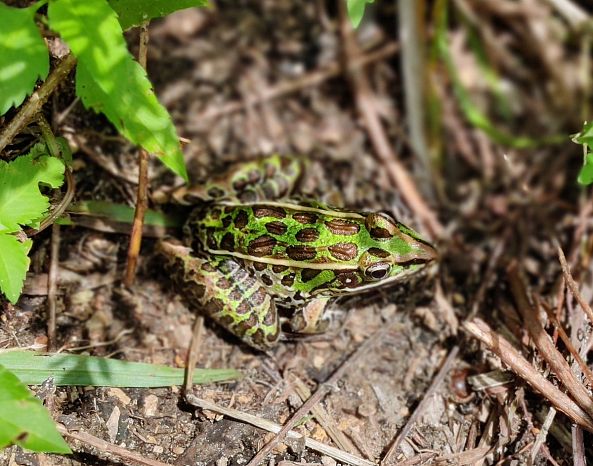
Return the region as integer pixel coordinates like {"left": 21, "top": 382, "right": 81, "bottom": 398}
{"left": 463, "top": 318, "right": 593, "bottom": 432}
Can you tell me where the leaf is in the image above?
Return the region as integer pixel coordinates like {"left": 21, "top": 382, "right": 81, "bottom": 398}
{"left": 0, "top": 364, "right": 71, "bottom": 453}
{"left": 0, "top": 153, "right": 65, "bottom": 233}
{"left": 107, "top": 0, "right": 209, "bottom": 30}
{"left": 48, "top": 0, "right": 188, "bottom": 181}
{"left": 0, "top": 234, "right": 31, "bottom": 304}
{"left": 0, "top": 351, "right": 242, "bottom": 388}
{"left": 346, "top": 0, "right": 373, "bottom": 28}
{"left": 69, "top": 200, "right": 183, "bottom": 227}
{"left": 577, "top": 153, "right": 593, "bottom": 186}
{"left": 0, "top": 3, "right": 49, "bottom": 115}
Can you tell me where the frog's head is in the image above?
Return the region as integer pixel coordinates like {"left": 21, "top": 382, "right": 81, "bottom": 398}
{"left": 356, "top": 212, "right": 437, "bottom": 287}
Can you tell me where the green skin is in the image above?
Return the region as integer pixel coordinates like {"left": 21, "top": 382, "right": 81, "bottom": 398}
{"left": 160, "top": 155, "right": 437, "bottom": 350}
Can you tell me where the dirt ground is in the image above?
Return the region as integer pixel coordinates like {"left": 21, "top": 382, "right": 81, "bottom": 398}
{"left": 2, "top": 1, "right": 593, "bottom": 465}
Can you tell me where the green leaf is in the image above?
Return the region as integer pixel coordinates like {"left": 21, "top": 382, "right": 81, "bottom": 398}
{"left": 0, "top": 364, "right": 71, "bottom": 453}
{"left": 0, "top": 153, "right": 65, "bottom": 233}
{"left": 0, "top": 351, "right": 242, "bottom": 388}
{"left": 0, "top": 234, "right": 31, "bottom": 304}
{"left": 578, "top": 153, "right": 593, "bottom": 185}
{"left": 69, "top": 200, "right": 183, "bottom": 227}
{"left": 346, "top": 0, "right": 373, "bottom": 28}
{"left": 0, "top": 3, "right": 49, "bottom": 115}
{"left": 107, "top": 0, "right": 209, "bottom": 30}
{"left": 47, "top": 0, "right": 188, "bottom": 181}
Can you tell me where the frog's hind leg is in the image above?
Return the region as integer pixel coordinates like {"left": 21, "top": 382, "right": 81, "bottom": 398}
{"left": 177, "top": 155, "right": 304, "bottom": 204}
{"left": 159, "top": 241, "right": 280, "bottom": 351}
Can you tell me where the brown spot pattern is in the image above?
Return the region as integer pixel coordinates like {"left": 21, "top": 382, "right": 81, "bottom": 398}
{"left": 281, "top": 274, "right": 295, "bottom": 287}
{"left": 260, "top": 274, "right": 274, "bottom": 286}
{"left": 368, "top": 247, "right": 390, "bottom": 258}
{"left": 253, "top": 206, "right": 286, "bottom": 219}
{"left": 216, "top": 277, "right": 231, "bottom": 289}
{"left": 293, "top": 212, "right": 318, "bottom": 224}
{"left": 234, "top": 210, "right": 249, "bottom": 229}
{"left": 370, "top": 227, "right": 392, "bottom": 239}
{"left": 286, "top": 245, "right": 316, "bottom": 261}
{"left": 295, "top": 228, "right": 319, "bottom": 243}
{"left": 265, "top": 221, "right": 288, "bottom": 235}
{"left": 252, "top": 261, "right": 268, "bottom": 271}
{"left": 325, "top": 218, "right": 360, "bottom": 235}
{"left": 220, "top": 232, "right": 235, "bottom": 251}
{"left": 301, "top": 268, "right": 322, "bottom": 282}
{"left": 328, "top": 242, "right": 358, "bottom": 261}
{"left": 272, "top": 264, "right": 289, "bottom": 273}
{"left": 248, "top": 235, "right": 277, "bottom": 257}
{"left": 251, "top": 287, "right": 267, "bottom": 305}
{"left": 236, "top": 301, "right": 250, "bottom": 315}
{"left": 204, "top": 298, "right": 225, "bottom": 315}
{"left": 335, "top": 270, "right": 362, "bottom": 288}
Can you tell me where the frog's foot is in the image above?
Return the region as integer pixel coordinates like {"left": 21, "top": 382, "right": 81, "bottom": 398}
{"left": 158, "top": 240, "right": 280, "bottom": 351}
{"left": 286, "top": 297, "right": 331, "bottom": 335}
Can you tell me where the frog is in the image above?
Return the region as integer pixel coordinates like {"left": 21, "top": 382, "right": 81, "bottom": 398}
{"left": 158, "top": 155, "right": 437, "bottom": 351}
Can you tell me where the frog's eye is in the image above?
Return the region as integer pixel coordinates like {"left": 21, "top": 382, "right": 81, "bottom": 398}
{"left": 365, "top": 263, "right": 391, "bottom": 280}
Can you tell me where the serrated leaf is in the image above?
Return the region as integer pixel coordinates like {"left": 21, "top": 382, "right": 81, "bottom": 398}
{"left": 0, "top": 351, "right": 242, "bottom": 387}
{"left": 48, "top": 0, "right": 188, "bottom": 181}
{"left": 346, "top": 0, "right": 373, "bottom": 28}
{"left": 0, "top": 3, "right": 49, "bottom": 115}
{"left": 0, "top": 364, "right": 71, "bottom": 453}
{"left": 0, "top": 154, "right": 65, "bottom": 233}
{"left": 107, "top": 0, "right": 209, "bottom": 30}
{"left": 0, "top": 234, "right": 31, "bottom": 303}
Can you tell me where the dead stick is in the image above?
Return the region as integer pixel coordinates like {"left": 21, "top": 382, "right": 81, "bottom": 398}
{"left": 0, "top": 54, "right": 77, "bottom": 153}
{"left": 57, "top": 424, "right": 170, "bottom": 466}
{"left": 556, "top": 241, "right": 593, "bottom": 325}
{"left": 124, "top": 22, "right": 150, "bottom": 287}
{"left": 508, "top": 263, "right": 593, "bottom": 421}
{"left": 463, "top": 318, "right": 593, "bottom": 432}
{"left": 381, "top": 346, "right": 459, "bottom": 464}
{"left": 245, "top": 327, "right": 389, "bottom": 466}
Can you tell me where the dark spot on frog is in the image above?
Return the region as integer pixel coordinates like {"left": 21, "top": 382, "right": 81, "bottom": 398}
{"left": 220, "top": 232, "right": 235, "bottom": 251}
{"left": 281, "top": 273, "right": 295, "bottom": 287}
{"left": 253, "top": 206, "right": 286, "bottom": 219}
{"left": 248, "top": 235, "right": 277, "bottom": 256}
{"left": 272, "top": 264, "right": 289, "bottom": 273}
{"left": 236, "top": 301, "right": 250, "bottom": 315}
{"left": 248, "top": 170, "right": 261, "bottom": 184}
{"left": 286, "top": 245, "right": 316, "bottom": 261}
{"left": 295, "top": 228, "right": 319, "bottom": 243}
{"left": 293, "top": 212, "right": 318, "bottom": 224}
{"left": 234, "top": 210, "right": 249, "bottom": 229}
{"left": 232, "top": 178, "right": 248, "bottom": 192}
{"left": 260, "top": 274, "right": 274, "bottom": 286}
{"left": 207, "top": 187, "right": 225, "bottom": 199}
{"left": 301, "top": 268, "right": 321, "bottom": 282}
{"left": 252, "top": 261, "right": 268, "bottom": 272}
{"left": 368, "top": 247, "right": 390, "bottom": 258}
{"left": 370, "top": 227, "right": 393, "bottom": 240}
{"left": 200, "top": 262, "right": 217, "bottom": 273}
{"left": 229, "top": 288, "right": 243, "bottom": 302}
{"left": 204, "top": 298, "right": 225, "bottom": 315}
{"left": 265, "top": 221, "right": 288, "bottom": 235}
{"left": 221, "top": 215, "right": 232, "bottom": 228}
{"left": 325, "top": 218, "right": 360, "bottom": 235}
{"left": 328, "top": 243, "right": 358, "bottom": 261}
{"left": 263, "top": 306, "right": 277, "bottom": 325}
{"left": 216, "top": 277, "right": 231, "bottom": 289}
{"left": 334, "top": 270, "right": 362, "bottom": 288}
{"left": 251, "top": 287, "right": 268, "bottom": 305}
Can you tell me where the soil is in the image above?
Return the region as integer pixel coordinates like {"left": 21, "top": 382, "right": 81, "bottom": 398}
{"left": 1, "top": 1, "right": 593, "bottom": 465}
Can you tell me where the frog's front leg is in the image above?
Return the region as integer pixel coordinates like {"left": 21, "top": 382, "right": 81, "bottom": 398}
{"left": 158, "top": 241, "right": 280, "bottom": 351}
{"left": 286, "top": 297, "right": 332, "bottom": 335}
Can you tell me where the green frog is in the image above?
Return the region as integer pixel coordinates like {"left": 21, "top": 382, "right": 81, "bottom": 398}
{"left": 159, "top": 155, "right": 437, "bottom": 350}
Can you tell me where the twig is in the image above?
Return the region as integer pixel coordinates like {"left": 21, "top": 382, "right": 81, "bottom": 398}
{"left": 530, "top": 407, "right": 556, "bottom": 464}
{"left": 47, "top": 223, "right": 60, "bottom": 351}
{"left": 183, "top": 315, "right": 204, "bottom": 393}
{"left": 124, "top": 22, "right": 150, "bottom": 287}
{"left": 197, "top": 42, "right": 399, "bottom": 122}
{"left": 338, "top": 5, "right": 443, "bottom": 238}
{"left": 245, "top": 327, "right": 390, "bottom": 466}
{"left": 381, "top": 346, "right": 459, "bottom": 465}
{"left": 555, "top": 241, "right": 593, "bottom": 326}
{"left": 0, "top": 54, "right": 77, "bottom": 154}
{"left": 463, "top": 318, "right": 593, "bottom": 432}
{"left": 57, "top": 424, "right": 170, "bottom": 466}
{"left": 292, "top": 375, "right": 360, "bottom": 456}
{"left": 508, "top": 263, "right": 593, "bottom": 422}
{"left": 539, "top": 299, "right": 593, "bottom": 388}
{"left": 185, "top": 394, "right": 375, "bottom": 466}
{"left": 571, "top": 425, "right": 586, "bottom": 466}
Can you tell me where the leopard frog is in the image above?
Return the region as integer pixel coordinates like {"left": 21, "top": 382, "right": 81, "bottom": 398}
{"left": 159, "top": 155, "right": 437, "bottom": 350}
